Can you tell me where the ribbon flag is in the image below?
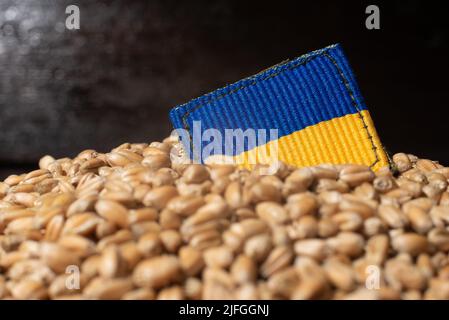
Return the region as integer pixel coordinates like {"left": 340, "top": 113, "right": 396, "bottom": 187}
{"left": 169, "top": 44, "right": 389, "bottom": 171}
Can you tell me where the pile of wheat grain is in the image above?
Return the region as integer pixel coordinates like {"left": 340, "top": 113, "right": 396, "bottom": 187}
{"left": 1, "top": 137, "right": 449, "bottom": 299}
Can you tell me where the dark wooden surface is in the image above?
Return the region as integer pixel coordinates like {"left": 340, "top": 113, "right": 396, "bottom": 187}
{"left": 1, "top": 0, "right": 448, "bottom": 179}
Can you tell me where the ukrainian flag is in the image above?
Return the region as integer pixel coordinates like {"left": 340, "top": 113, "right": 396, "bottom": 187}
{"left": 170, "top": 44, "right": 389, "bottom": 171}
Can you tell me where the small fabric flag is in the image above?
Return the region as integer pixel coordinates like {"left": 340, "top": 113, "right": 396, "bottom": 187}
{"left": 169, "top": 44, "right": 389, "bottom": 171}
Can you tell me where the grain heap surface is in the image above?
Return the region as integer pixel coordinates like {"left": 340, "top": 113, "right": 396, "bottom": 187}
{"left": 1, "top": 137, "right": 449, "bottom": 300}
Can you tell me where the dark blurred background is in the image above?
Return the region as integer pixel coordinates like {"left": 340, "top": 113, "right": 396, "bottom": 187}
{"left": 1, "top": 0, "right": 448, "bottom": 179}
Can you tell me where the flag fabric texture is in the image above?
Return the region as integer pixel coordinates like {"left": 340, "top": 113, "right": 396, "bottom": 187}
{"left": 169, "top": 44, "right": 389, "bottom": 171}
